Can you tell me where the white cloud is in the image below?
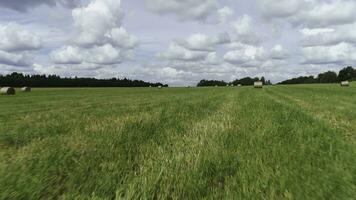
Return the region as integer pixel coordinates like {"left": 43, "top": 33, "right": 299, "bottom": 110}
{"left": 0, "top": 23, "right": 41, "bottom": 52}
{"left": 51, "top": 0, "right": 138, "bottom": 66}
{"left": 300, "top": 28, "right": 334, "bottom": 36}
{"left": 176, "top": 33, "right": 230, "bottom": 51}
{"left": 217, "top": 6, "right": 234, "bottom": 23}
{"left": 302, "top": 42, "right": 356, "bottom": 65}
{"left": 301, "top": 24, "right": 356, "bottom": 47}
{"left": 224, "top": 44, "right": 266, "bottom": 66}
{"left": 259, "top": 0, "right": 305, "bottom": 19}
{"left": 161, "top": 67, "right": 184, "bottom": 78}
{"left": 159, "top": 43, "right": 208, "bottom": 61}
{"left": 71, "top": 0, "right": 124, "bottom": 47}
{"left": 303, "top": 0, "right": 356, "bottom": 27}
{"left": 259, "top": 0, "right": 356, "bottom": 28}
{"left": 230, "top": 15, "right": 261, "bottom": 45}
{"left": 145, "top": 0, "right": 219, "bottom": 21}
{"left": 33, "top": 63, "right": 105, "bottom": 77}
{"left": 223, "top": 42, "right": 290, "bottom": 70}
{"left": 0, "top": 0, "right": 80, "bottom": 12}
{"left": 270, "top": 45, "right": 289, "bottom": 60}
{"left": 109, "top": 28, "right": 139, "bottom": 49}
{"left": 2, "top": 0, "right": 356, "bottom": 85}
{"left": 86, "top": 44, "right": 123, "bottom": 65}
{"left": 126, "top": 65, "right": 200, "bottom": 86}
{"left": 0, "top": 23, "right": 41, "bottom": 68}
{"left": 0, "top": 50, "right": 32, "bottom": 66}
{"left": 51, "top": 44, "right": 130, "bottom": 65}
{"left": 159, "top": 32, "right": 230, "bottom": 66}
{"left": 205, "top": 52, "right": 221, "bottom": 65}
{"left": 51, "top": 46, "right": 82, "bottom": 64}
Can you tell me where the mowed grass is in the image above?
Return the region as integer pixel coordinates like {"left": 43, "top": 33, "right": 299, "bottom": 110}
{"left": 0, "top": 85, "right": 355, "bottom": 199}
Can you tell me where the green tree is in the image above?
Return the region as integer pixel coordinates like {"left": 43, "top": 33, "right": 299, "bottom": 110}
{"left": 338, "top": 66, "right": 354, "bottom": 81}
{"left": 317, "top": 71, "right": 338, "bottom": 83}
{"left": 261, "top": 76, "right": 266, "bottom": 84}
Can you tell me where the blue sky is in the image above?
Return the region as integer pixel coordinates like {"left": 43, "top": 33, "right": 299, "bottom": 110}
{"left": 1, "top": 0, "right": 356, "bottom": 85}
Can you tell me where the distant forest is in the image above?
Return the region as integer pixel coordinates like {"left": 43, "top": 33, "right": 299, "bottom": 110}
{"left": 0, "top": 72, "right": 168, "bottom": 87}
{"left": 197, "top": 77, "right": 272, "bottom": 87}
{"left": 279, "top": 66, "right": 356, "bottom": 85}
{"left": 197, "top": 66, "right": 356, "bottom": 87}
{"left": 2, "top": 66, "right": 355, "bottom": 88}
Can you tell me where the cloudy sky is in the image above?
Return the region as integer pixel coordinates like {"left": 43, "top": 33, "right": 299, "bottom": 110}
{"left": 0, "top": 0, "right": 355, "bottom": 85}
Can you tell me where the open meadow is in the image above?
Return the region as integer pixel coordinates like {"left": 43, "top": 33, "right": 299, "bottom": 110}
{"left": 0, "top": 84, "right": 355, "bottom": 199}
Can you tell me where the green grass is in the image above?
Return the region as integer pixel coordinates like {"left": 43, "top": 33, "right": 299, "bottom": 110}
{"left": 0, "top": 84, "right": 355, "bottom": 199}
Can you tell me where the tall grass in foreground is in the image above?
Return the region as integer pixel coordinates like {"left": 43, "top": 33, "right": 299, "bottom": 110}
{"left": 0, "top": 85, "right": 355, "bottom": 199}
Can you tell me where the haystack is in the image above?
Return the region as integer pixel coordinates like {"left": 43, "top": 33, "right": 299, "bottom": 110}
{"left": 254, "top": 82, "right": 263, "bottom": 88}
{"left": 237, "top": 84, "right": 242, "bottom": 87}
{"left": 21, "top": 87, "right": 31, "bottom": 92}
{"left": 0, "top": 87, "right": 16, "bottom": 95}
{"left": 158, "top": 86, "right": 162, "bottom": 89}
{"left": 340, "top": 81, "right": 350, "bottom": 87}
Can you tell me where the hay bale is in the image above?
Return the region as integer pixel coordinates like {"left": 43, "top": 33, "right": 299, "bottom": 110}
{"left": 0, "top": 87, "right": 16, "bottom": 95}
{"left": 215, "top": 85, "right": 218, "bottom": 87}
{"left": 158, "top": 86, "right": 162, "bottom": 89}
{"left": 21, "top": 87, "right": 31, "bottom": 92}
{"left": 254, "top": 81, "right": 263, "bottom": 88}
{"left": 230, "top": 84, "right": 234, "bottom": 87}
{"left": 340, "top": 81, "right": 350, "bottom": 87}
{"left": 237, "top": 84, "right": 242, "bottom": 87}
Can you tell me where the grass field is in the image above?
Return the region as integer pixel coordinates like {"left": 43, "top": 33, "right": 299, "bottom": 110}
{"left": 0, "top": 84, "right": 355, "bottom": 199}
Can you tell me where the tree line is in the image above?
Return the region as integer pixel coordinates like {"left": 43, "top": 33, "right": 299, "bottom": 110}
{"left": 0, "top": 72, "right": 168, "bottom": 88}
{"left": 197, "top": 77, "right": 272, "bottom": 87}
{"left": 279, "top": 66, "right": 356, "bottom": 85}
{"left": 197, "top": 66, "right": 356, "bottom": 87}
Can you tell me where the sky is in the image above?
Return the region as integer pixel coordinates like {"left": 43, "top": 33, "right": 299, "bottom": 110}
{"left": 0, "top": 0, "right": 356, "bottom": 86}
